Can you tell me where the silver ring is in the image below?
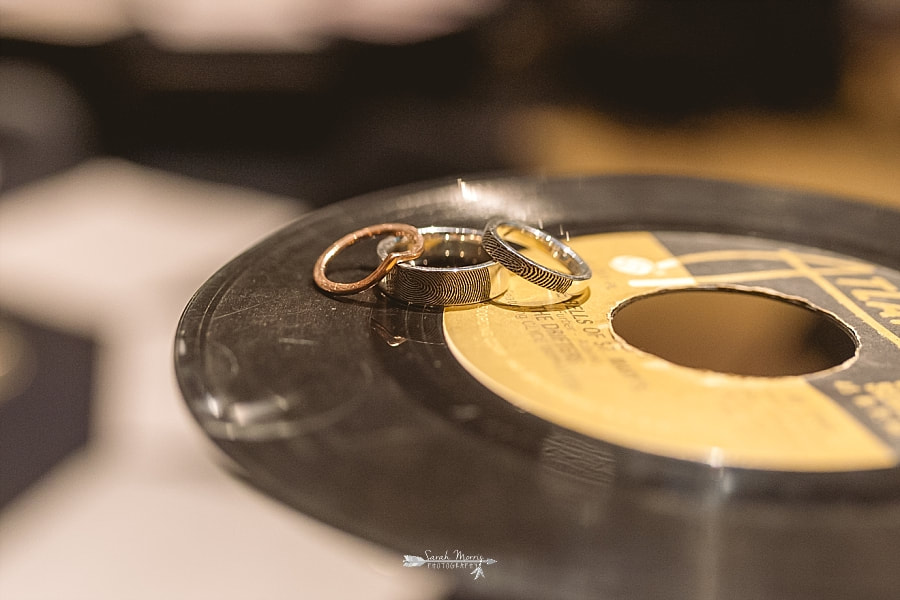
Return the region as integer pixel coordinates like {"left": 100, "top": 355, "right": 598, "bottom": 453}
{"left": 376, "top": 227, "right": 509, "bottom": 306}
{"left": 482, "top": 219, "right": 591, "bottom": 295}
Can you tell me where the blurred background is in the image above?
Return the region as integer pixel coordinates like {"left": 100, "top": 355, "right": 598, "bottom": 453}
{"left": 1, "top": 1, "right": 899, "bottom": 598}
{"left": 3, "top": 0, "right": 900, "bottom": 203}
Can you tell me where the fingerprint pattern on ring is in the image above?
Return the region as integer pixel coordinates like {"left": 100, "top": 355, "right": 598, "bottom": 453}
{"left": 481, "top": 231, "right": 573, "bottom": 294}
{"left": 380, "top": 265, "right": 494, "bottom": 306}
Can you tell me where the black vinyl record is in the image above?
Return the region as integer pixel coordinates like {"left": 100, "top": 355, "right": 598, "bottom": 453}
{"left": 174, "top": 175, "right": 900, "bottom": 600}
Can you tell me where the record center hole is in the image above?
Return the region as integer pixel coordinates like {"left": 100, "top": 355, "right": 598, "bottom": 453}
{"left": 609, "top": 287, "right": 858, "bottom": 377}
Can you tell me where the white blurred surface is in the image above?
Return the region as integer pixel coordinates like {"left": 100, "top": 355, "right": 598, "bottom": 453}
{"left": 0, "top": 159, "right": 444, "bottom": 599}
{"left": 0, "top": 0, "right": 504, "bottom": 48}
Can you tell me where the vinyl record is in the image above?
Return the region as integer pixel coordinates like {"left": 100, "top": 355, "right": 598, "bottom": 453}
{"left": 174, "top": 175, "right": 900, "bottom": 600}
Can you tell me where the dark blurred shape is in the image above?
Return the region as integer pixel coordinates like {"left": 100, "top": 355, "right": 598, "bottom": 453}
{"left": 0, "top": 59, "right": 98, "bottom": 191}
{"left": 0, "top": 312, "right": 95, "bottom": 509}
{"left": 0, "top": 1, "right": 846, "bottom": 201}
{"left": 546, "top": 0, "right": 843, "bottom": 119}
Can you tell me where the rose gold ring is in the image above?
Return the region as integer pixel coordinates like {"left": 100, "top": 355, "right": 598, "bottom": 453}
{"left": 313, "top": 223, "right": 425, "bottom": 294}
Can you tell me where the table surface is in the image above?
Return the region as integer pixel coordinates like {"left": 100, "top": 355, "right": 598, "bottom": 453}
{"left": 0, "top": 159, "right": 445, "bottom": 600}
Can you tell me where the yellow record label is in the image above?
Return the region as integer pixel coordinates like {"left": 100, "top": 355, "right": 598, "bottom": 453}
{"left": 444, "top": 231, "right": 900, "bottom": 471}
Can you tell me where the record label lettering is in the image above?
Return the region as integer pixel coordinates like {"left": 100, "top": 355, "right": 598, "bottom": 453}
{"left": 444, "top": 231, "right": 900, "bottom": 471}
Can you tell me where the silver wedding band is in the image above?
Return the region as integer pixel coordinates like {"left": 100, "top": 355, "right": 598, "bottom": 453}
{"left": 481, "top": 219, "right": 591, "bottom": 295}
{"left": 376, "top": 227, "right": 509, "bottom": 306}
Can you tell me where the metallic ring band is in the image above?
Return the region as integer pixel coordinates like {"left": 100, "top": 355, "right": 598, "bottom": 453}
{"left": 313, "top": 223, "right": 425, "bottom": 294}
{"left": 482, "top": 219, "right": 591, "bottom": 295}
{"left": 376, "top": 226, "right": 509, "bottom": 306}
